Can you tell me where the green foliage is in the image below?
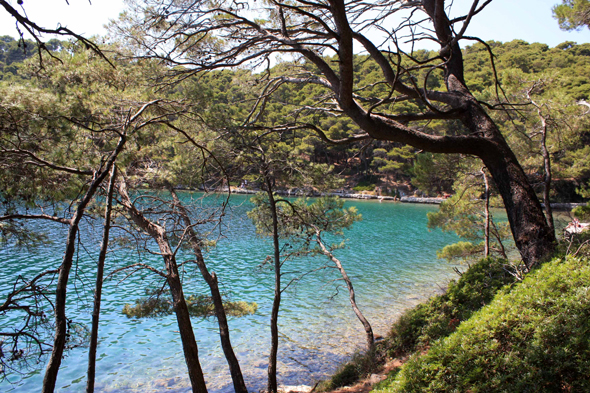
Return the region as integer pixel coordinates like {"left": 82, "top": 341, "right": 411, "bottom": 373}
{"left": 3, "top": 38, "right": 590, "bottom": 197}
{"left": 553, "top": 0, "right": 590, "bottom": 31}
{"left": 411, "top": 153, "right": 459, "bottom": 196}
{"left": 379, "top": 256, "right": 590, "bottom": 392}
{"left": 351, "top": 175, "right": 380, "bottom": 192}
{"left": 318, "top": 346, "right": 384, "bottom": 390}
{"left": 427, "top": 170, "right": 511, "bottom": 261}
{"left": 436, "top": 241, "right": 483, "bottom": 262}
{"left": 387, "top": 258, "right": 516, "bottom": 357}
{"left": 0, "top": 36, "right": 67, "bottom": 82}
{"left": 122, "top": 289, "right": 258, "bottom": 319}
{"left": 371, "top": 145, "right": 415, "bottom": 181}
{"left": 572, "top": 203, "right": 590, "bottom": 220}
{"left": 330, "top": 363, "right": 359, "bottom": 388}
{"left": 352, "top": 183, "right": 376, "bottom": 192}
{"left": 248, "top": 195, "right": 360, "bottom": 243}
{"left": 0, "top": 221, "right": 50, "bottom": 249}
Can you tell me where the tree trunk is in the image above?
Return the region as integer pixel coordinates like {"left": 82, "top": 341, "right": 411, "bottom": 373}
{"left": 42, "top": 209, "right": 83, "bottom": 393}
{"left": 346, "top": 0, "right": 557, "bottom": 266}
{"left": 481, "top": 168, "right": 490, "bottom": 258}
{"left": 356, "top": 101, "right": 556, "bottom": 267}
{"left": 479, "top": 138, "right": 555, "bottom": 267}
{"left": 316, "top": 233, "right": 374, "bottom": 349}
{"left": 265, "top": 178, "right": 281, "bottom": 393}
{"left": 43, "top": 135, "right": 126, "bottom": 393}
{"left": 164, "top": 252, "right": 208, "bottom": 393}
{"left": 86, "top": 166, "right": 117, "bottom": 393}
{"left": 118, "top": 181, "right": 208, "bottom": 393}
{"left": 540, "top": 112, "right": 555, "bottom": 237}
{"left": 168, "top": 187, "right": 248, "bottom": 393}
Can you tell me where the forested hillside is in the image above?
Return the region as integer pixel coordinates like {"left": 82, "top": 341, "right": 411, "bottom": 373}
{"left": 3, "top": 35, "right": 587, "bottom": 201}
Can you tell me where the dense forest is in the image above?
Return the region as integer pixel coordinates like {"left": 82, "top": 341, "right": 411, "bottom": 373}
{"left": 2, "top": 35, "right": 589, "bottom": 201}
{"left": 1, "top": 0, "right": 590, "bottom": 392}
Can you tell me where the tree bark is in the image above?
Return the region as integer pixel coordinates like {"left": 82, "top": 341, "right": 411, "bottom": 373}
{"left": 315, "top": 233, "right": 374, "bottom": 350}
{"left": 479, "top": 139, "right": 555, "bottom": 267}
{"left": 481, "top": 168, "right": 490, "bottom": 258}
{"left": 352, "top": 1, "right": 556, "bottom": 266}
{"left": 86, "top": 166, "right": 117, "bottom": 393}
{"left": 265, "top": 177, "right": 281, "bottom": 393}
{"left": 118, "top": 181, "right": 208, "bottom": 393}
{"left": 532, "top": 94, "right": 556, "bottom": 237}
{"left": 121, "top": 0, "right": 557, "bottom": 266}
{"left": 168, "top": 187, "right": 248, "bottom": 393}
{"left": 43, "top": 135, "right": 126, "bottom": 393}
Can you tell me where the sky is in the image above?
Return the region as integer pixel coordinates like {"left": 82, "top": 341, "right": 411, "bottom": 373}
{"left": 0, "top": 0, "right": 589, "bottom": 48}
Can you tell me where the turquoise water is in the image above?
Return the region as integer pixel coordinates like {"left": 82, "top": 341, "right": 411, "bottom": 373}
{"left": 0, "top": 194, "right": 460, "bottom": 392}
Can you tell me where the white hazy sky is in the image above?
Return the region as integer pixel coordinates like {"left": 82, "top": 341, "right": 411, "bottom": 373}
{"left": 0, "top": 0, "right": 589, "bottom": 48}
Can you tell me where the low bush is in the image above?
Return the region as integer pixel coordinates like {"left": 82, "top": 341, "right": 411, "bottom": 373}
{"left": 318, "top": 345, "right": 385, "bottom": 390}
{"left": 353, "top": 184, "right": 376, "bottom": 192}
{"left": 379, "top": 256, "right": 590, "bottom": 392}
{"left": 318, "top": 257, "right": 515, "bottom": 390}
{"left": 387, "top": 257, "right": 516, "bottom": 357}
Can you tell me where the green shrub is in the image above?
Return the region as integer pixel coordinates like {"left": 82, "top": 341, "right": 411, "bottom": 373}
{"left": 318, "top": 345, "right": 384, "bottom": 390}
{"left": 353, "top": 183, "right": 376, "bottom": 192}
{"left": 331, "top": 363, "right": 359, "bottom": 388}
{"left": 319, "top": 258, "right": 515, "bottom": 391}
{"left": 572, "top": 203, "right": 590, "bottom": 221}
{"left": 122, "top": 289, "right": 257, "bottom": 318}
{"left": 379, "top": 256, "right": 590, "bottom": 392}
{"left": 387, "top": 257, "right": 516, "bottom": 357}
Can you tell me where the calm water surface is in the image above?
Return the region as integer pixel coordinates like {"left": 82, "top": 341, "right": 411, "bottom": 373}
{"left": 0, "top": 194, "right": 460, "bottom": 392}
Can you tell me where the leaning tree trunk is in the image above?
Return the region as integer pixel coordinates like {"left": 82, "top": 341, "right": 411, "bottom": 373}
{"left": 330, "top": 0, "right": 557, "bottom": 267}
{"left": 423, "top": 0, "right": 556, "bottom": 267}
{"left": 118, "top": 181, "right": 208, "bottom": 393}
{"left": 477, "top": 129, "right": 555, "bottom": 267}
{"left": 168, "top": 187, "right": 248, "bottom": 393}
{"left": 315, "top": 233, "right": 374, "bottom": 350}
{"left": 164, "top": 251, "right": 208, "bottom": 393}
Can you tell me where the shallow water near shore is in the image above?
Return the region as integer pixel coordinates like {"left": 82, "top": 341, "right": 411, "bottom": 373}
{"left": 0, "top": 194, "right": 461, "bottom": 392}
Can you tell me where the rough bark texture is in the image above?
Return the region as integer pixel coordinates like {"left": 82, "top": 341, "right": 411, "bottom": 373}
{"left": 43, "top": 135, "right": 126, "bottom": 393}
{"left": 307, "top": 0, "right": 554, "bottom": 266}
{"left": 118, "top": 181, "right": 208, "bottom": 393}
{"left": 169, "top": 187, "right": 248, "bottom": 393}
{"left": 86, "top": 166, "right": 117, "bottom": 393}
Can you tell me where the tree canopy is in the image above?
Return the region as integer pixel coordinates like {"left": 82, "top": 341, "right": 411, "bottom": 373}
{"left": 553, "top": 0, "right": 590, "bottom": 31}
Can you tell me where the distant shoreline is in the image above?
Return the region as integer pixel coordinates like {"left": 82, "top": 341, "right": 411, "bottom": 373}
{"left": 224, "top": 187, "right": 586, "bottom": 210}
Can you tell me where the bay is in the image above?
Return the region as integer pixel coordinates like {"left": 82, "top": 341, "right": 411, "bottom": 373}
{"left": 0, "top": 193, "right": 460, "bottom": 392}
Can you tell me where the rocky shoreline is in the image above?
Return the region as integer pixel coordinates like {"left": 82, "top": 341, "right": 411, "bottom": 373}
{"left": 226, "top": 187, "right": 586, "bottom": 209}
{"left": 227, "top": 187, "right": 445, "bottom": 203}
